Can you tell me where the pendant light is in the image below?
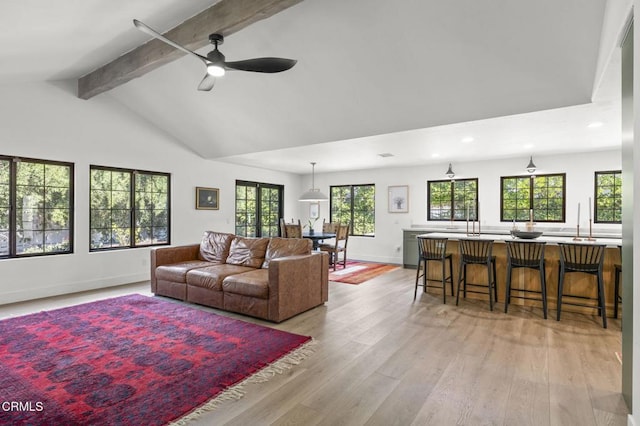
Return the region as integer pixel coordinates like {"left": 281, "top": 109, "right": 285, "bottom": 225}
{"left": 526, "top": 156, "right": 537, "bottom": 174}
{"left": 299, "top": 162, "right": 328, "bottom": 201}
{"left": 445, "top": 163, "right": 455, "bottom": 179}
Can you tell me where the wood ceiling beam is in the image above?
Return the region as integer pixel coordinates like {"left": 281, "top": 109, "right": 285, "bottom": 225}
{"left": 77, "top": 0, "right": 302, "bottom": 99}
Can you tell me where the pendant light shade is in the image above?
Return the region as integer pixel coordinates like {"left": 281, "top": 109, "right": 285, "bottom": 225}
{"left": 526, "top": 156, "right": 537, "bottom": 174}
{"left": 445, "top": 163, "right": 455, "bottom": 179}
{"left": 299, "top": 162, "right": 328, "bottom": 201}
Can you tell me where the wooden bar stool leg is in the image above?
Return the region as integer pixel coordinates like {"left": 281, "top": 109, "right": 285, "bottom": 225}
{"left": 448, "top": 256, "right": 454, "bottom": 296}
{"left": 441, "top": 259, "right": 447, "bottom": 304}
{"left": 487, "top": 260, "right": 494, "bottom": 311}
{"left": 492, "top": 260, "right": 498, "bottom": 303}
{"left": 540, "top": 264, "right": 548, "bottom": 319}
{"left": 456, "top": 260, "right": 464, "bottom": 306}
{"left": 414, "top": 258, "right": 421, "bottom": 300}
{"left": 505, "top": 264, "right": 512, "bottom": 313}
{"left": 597, "top": 271, "right": 607, "bottom": 329}
{"left": 614, "top": 266, "right": 621, "bottom": 319}
{"left": 557, "top": 263, "right": 564, "bottom": 321}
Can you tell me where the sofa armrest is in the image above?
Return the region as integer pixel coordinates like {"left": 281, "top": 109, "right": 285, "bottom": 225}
{"left": 267, "top": 252, "right": 329, "bottom": 322}
{"left": 150, "top": 244, "right": 200, "bottom": 292}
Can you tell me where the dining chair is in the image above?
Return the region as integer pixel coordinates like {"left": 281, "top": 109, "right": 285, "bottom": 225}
{"left": 319, "top": 223, "right": 349, "bottom": 270}
{"left": 280, "top": 218, "right": 302, "bottom": 238}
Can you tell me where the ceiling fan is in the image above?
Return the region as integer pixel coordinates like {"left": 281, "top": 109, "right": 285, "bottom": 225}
{"left": 133, "top": 19, "right": 297, "bottom": 91}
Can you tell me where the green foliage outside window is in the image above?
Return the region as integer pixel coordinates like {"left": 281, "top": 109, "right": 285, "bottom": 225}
{"left": 501, "top": 174, "right": 565, "bottom": 222}
{"left": 0, "top": 157, "right": 73, "bottom": 258}
{"left": 90, "top": 167, "right": 169, "bottom": 250}
{"left": 235, "top": 181, "right": 282, "bottom": 237}
{"left": 0, "top": 160, "right": 9, "bottom": 256}
{"left": 428, "top": 179, "right": 478, "bottom": 221}
{"left": 330, "top": 184, "right": 375, "bottom": 236}
{"left": 595, "top": 171, "right": 622, "bottom": 223}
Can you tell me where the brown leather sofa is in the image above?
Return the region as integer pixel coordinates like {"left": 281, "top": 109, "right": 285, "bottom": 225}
{"left": 150, "top": 231, "right": 329, "bottom": 322}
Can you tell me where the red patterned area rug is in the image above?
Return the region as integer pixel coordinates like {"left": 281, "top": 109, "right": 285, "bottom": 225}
{"left": 0, "top": 294, "right": 313, "bottom": 425}
{"left": 329, "top": 260, "right": 400, "bottom": 284}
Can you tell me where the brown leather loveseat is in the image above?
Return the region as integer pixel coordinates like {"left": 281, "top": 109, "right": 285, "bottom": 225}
{"left": 150, "top": 231, "right": 329, "bottom": 322}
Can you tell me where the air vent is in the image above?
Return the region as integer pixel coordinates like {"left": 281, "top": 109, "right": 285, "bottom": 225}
{"left": 378, "top": 153, "right": 394, "bottom": 158}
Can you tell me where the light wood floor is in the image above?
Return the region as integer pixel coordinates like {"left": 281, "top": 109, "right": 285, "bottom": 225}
{"left": 0, "top": 268, "right": 628, "bottom": 426}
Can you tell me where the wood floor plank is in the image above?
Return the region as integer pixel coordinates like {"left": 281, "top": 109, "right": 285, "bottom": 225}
{"left": 0, "top": 268, "right": 627, "bottom": 425}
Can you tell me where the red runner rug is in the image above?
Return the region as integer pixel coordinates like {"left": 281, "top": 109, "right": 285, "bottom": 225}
{"left": 329, "top": 261, "right": 400, "bottom": 284}
{"left": 0, "top": 294, "right": 313, "bottom": 425}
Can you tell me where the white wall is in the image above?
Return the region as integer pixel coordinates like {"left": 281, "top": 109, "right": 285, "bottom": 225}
{"left": 0, "top": 80, "right": 302, "bottom": 304}
{"left": 301, "top": 150, "right": 621, "bottom": 264}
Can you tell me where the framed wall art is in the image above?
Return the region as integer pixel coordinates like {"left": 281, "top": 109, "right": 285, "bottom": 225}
{"left": 196, "top": 187, "right": 219, "bottom": 210}
{"left": 388, "top": 185, "right": 409, "bottom": 213}
{"left": 309, "top": 202, "right": 320, "bottom": 219}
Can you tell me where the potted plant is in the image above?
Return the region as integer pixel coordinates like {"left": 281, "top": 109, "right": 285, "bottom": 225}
{"left": 305, "top": 217, "right": 319, "bottom": 235}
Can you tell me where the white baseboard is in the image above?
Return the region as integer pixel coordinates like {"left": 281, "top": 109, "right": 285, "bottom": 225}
{"left": 629, "top": 414, "right": 636, "bottom": 426}
{"left": 0, "top": 273, "right": 149, "bottom": 305}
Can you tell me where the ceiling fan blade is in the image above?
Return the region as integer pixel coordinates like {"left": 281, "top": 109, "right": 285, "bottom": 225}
{"left": 133, "top": 19, "right": 209, "bottom": 64}
{"left": 225, "top": 58, "right": 297, "bottom": 73}
{"left": 197, "top": 74, "right": 216, "bottom": 91}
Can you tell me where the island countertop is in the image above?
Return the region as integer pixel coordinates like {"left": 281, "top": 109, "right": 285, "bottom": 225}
{"left": 419, "top": 232, "right": 622, "bottom": 248}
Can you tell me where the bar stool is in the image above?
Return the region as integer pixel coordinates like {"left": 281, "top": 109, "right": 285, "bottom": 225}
{"left": 504, "top": 241, "right": 547, "bottom": 319}
{"left": 556, "top": 243, "right": 607, "bottom": 328}
{"left": 614, "top": 245, "right": 622, "bottom": 319}
{"left": 414, "top": 237, "right": 454, "bottom": 303}
{"left": 456, "top": 239, "right": 498, "bottom": 311}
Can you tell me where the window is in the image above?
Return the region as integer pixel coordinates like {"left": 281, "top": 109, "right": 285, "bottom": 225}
{"left": 595, "top": 170, "right": 622, "bottom": 223}
{"left": 501, "top": 173, "right": 565, "bottom": 222}
{"left": 330, "top": 184, "right": 375, "bottom": 236}
{"left": 0, "top": 156, "right": 74, "bottom": 258}
{"left": 235, "top": 180, "right": 283, "bottom": 237}
{"left": 90, "top": 166, "right": 170, "bottom": 250}
{"left": 428, "top": 179, "right": 478, "bottom": 221}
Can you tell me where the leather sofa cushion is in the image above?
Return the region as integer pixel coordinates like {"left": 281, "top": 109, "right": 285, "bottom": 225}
{"left": 156, "top": 260, "right": 214, "bottom": 283}
{"left": 262, "top": 237, "right": 312, "bottom": 268}
{"left": 199, "top": 231, "right": 235, "bottom": 262}
{"left": 222, "top": 269, "right": 269, "bottom": 299}
{"left": 186, "top": 264, "right": 255, "bottom": 290}
{"left": 226, "top": 237, "right": 269, "bottom": 268}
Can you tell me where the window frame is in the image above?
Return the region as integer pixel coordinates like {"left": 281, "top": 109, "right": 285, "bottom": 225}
{"left": 234, "top": 180, "right": 284, "bottom": 238}
{"left": 500, "top": 173, "right": 566, "bottom": 223}
{"left": 329, "top": 184, "right": 375, "bottom": 237}
{"left": 594, "top": 170, "right": 622, "bottom": 224}
{"left": 427, "top": 178, "right": 479, "bottom": 221}
{"left": 0, "top": 155, "right": 74, "bottom": 259}
{"left": 89, "top": 165, "right": 171, "bottom": 251}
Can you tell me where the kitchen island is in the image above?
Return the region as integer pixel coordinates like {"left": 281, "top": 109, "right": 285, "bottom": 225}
{"left": 408, "top": 229, "right": 622, "bottom": 317}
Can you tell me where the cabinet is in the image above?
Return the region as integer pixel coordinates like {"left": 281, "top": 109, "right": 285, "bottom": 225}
{"left": 403, "top": 230, "right": 429, "bottom": 268}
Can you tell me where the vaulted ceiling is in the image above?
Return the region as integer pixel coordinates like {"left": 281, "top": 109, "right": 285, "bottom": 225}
{"left": 1, "top": 0, "right": 622, "bottom": 174}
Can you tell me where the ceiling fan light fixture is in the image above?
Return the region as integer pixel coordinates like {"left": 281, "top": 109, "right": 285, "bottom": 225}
{"left": 207, "top": 64, "right": 225, "bottom": 77}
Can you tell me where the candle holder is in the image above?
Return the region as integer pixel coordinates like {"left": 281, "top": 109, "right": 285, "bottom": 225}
{"left": 572, "top": 224, "right": 582, "bottom": 241}
{"left": 586, "top": 219, "right": 596, "bottom": 241}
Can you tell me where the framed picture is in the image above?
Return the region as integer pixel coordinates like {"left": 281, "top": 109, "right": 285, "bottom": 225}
{"left": 388, "top": 185, "right": 409, "bottom": 213}
{"left": 309, "top": 202, "right": 320, "bottom": 219}
{"left": 196, "top": 187, "right": 219, "bottom": 210}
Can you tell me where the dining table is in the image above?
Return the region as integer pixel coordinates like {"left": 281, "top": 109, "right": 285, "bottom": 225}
{"left": 302, "top": 232, "right": 336, "bottom": 250}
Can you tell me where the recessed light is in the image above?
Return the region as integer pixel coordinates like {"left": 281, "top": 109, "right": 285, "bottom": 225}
{"left": 523, "top": 143, "right": 534, "bottom": 149}
{"left": 431, "top": 153, "right": 440, "bottom": 158}
{"left": 462, "top": 137, "right": 474, "bottom": 143}
{"left": 588, "top": 121, "right": 604, "bottom": 128}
